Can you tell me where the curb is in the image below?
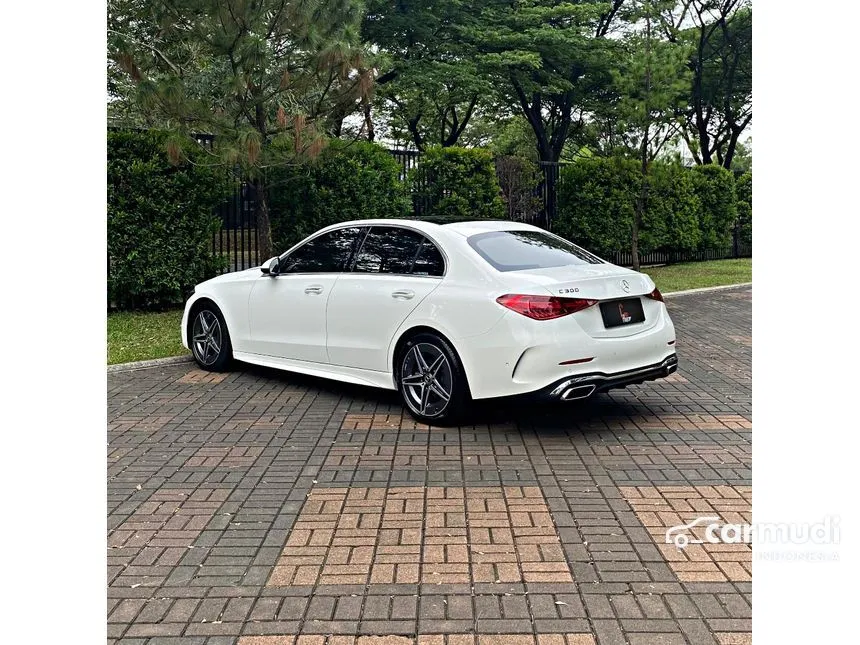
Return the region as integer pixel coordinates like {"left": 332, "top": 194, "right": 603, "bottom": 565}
{"left": 106, "top": 283, "right": 751, "bottom": 372}
{"left": 107, "top": 354, "right": 193, "bottom": 373}
{"left": 663, "top": 282, "right": 751, "bottom": 298}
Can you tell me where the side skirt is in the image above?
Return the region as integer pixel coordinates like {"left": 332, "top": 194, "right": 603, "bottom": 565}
{"left": 232, "top": 351, "right": 397, "bottom": 391}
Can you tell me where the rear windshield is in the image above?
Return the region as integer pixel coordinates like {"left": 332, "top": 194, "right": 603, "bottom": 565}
{"left": 467, "top": 230, "right": 603, "bottom": 272}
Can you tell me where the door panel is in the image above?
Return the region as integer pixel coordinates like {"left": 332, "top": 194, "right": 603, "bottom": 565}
{"left": 246, "top": 226, "right": 365, "bottom": 362}
{"left": 326, "top": 274, "right": 440, "bottom": 370}
{"left": 326, "top": 226, "right": 445, "bottom": 371}
{"left": 246, "top": 274, "right": 337, "bottom": 361}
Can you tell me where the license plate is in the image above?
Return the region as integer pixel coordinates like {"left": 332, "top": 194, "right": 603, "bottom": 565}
{"left": 600, "top": 298, "right": 645, "bottom": 328}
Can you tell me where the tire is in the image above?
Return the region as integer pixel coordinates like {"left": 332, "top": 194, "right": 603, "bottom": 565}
{"left": 397, "top": 332, "right": 469, "bottom": 425}
{"left": 188, "top": 302, "right": 233, "bottom": 371}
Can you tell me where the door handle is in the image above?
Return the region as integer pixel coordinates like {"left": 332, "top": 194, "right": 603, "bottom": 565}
{"left": 391, "top": 289, "right": 415, "bottom": 300}
{"left": 304, "top": 285, "right": 324, "bottom": 295}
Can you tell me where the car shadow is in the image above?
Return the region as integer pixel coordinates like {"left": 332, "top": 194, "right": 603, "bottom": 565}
{"left": 233, "top": 359, "right": 654, "bottom": 436}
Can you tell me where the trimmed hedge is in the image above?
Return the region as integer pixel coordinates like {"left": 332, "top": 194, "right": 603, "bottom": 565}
{"left": 690, "top": 164, "right": 738, "bottom": 250}
{"left": 108, "top": 130, "right": 227, "bottom": 309}
{"left": 409, "top": 146, "right": 505, "bottom": 219}
{"left": 736, "top": 170, "right": 752, "bottom": 244}
{"left": 556, "top": 158, "right": 741, "bottom": 257}
{"left": 555, "top": 157, "right": 638, "bottom": 257}
{"left": 642, "top": 163, "right": 701, "bottom": 254}
{"left": 268, "top": 140, "right": 410, "bottom": 252}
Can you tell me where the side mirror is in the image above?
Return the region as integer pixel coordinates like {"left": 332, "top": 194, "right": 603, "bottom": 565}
{"left": 261, "top": 256, "right": 280, "bottom": 276}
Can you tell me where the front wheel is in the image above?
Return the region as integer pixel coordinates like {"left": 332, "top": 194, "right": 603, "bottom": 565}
{"left": 397, "top": 333, "right": 468, "bottom": 425}
{"left": 189, "top": 303, "right": 233, "bottom": 371}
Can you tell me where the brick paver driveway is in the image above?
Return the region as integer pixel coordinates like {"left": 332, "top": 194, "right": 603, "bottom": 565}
{"left": 108, "top": 286, "right": 751, "bottom": 645}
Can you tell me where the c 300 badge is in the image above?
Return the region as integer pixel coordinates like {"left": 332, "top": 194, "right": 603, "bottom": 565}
{"left": 558, "top": 287, "right": 579, "bottom": 294}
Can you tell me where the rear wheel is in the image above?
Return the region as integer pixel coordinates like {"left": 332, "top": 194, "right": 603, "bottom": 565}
{"left": 189, "top": 303, "right": 232, "bottom": 371}
{"left": 397, "top": 332, "right": 468, "bottom": 425}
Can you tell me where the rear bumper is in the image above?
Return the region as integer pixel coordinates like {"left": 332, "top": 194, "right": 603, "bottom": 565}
{"left": 532, "top": 353, "right": 678, "bottom": 402}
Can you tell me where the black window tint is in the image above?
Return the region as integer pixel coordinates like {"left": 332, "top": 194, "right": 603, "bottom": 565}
{"left": 467, "top": 230, "right": 603, "bottom": 272}
{"left": 281, "top": 227, "right": 363, "bottom": 273}
{"left": 353, "top": 227, "right": 425, "bottom": 274}
{"left": 412, "top": 240, "right": 445, "bottom": 276}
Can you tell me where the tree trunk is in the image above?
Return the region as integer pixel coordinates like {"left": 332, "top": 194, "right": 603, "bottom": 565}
{"left": 363, "top": 100, "right": 375, "bottom": 142}
{"left": 253, "top": 178, "right": 273, "bottom": 260}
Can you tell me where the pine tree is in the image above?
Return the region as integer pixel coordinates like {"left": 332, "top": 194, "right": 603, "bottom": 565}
{"left": 108, "top": 0, "right": 368, "bottom": 258}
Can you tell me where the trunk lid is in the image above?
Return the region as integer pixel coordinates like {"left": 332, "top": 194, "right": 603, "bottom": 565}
{"left": 500, "top": 263, "right": 663, "bottom": 338}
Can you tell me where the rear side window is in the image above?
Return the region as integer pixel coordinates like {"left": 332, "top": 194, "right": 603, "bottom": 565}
{"left": 280, "top": 227, "right": 364, "bottom": 273}
{"left": 467, "top": 230, "right": 603, "bottom": 272}
{"left": 353, "top": 226, "right": 445, "bottom": 276}
{"left": 412, "top": 241, "right": 445, "bottom": 276}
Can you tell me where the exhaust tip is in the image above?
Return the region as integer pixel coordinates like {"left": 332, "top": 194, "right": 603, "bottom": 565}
{"left": 561, "top": 384, "right": 596, "bottom": 401}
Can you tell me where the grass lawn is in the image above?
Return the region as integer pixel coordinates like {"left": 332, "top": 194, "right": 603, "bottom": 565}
{"left": 107, "top": 309, "right": 187, "bottom": 365}
{"left": 106, "top": 258, "right": 751, "bottom": 365}
{"left": 643, "top": 258, "right": 751, "bottom": 294}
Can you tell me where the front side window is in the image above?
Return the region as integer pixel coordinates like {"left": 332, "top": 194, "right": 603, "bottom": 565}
{"left": 353, "top": 226, "right": 442, "bottom": 275}
{"left": 467, "top": 230, "right": 603, "bottom": 272}
{"left": 280, "top": 227, "right": 364, "bottom": 273}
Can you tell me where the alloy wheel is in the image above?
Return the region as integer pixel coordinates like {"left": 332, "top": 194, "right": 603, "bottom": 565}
{"left": 191, "top": 310, "right": 222, "bottom": 366}
{"left": 401, "top": 342, "right": 453, "bottom": 418}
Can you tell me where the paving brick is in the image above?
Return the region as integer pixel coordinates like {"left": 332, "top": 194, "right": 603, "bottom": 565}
{"left": 109, "top": 287, "right": 752, "bottom": 645}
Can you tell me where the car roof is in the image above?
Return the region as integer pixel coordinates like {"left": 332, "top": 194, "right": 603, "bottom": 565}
{"left": 327, "top": 218, "right": 541, "bottom": 237}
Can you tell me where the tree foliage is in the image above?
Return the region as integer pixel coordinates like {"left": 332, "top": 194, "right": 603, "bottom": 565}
{"left": 611, "top": 0, "right": 692, "bottom": 269}
{"left": 664, "top": 1, "right": 752, "bottom": 168}
{"left": 108, "top": 0, "right": 369, "bottom": 258}
{"left": 363, "top": 0, "right": 492, "bottom": 150}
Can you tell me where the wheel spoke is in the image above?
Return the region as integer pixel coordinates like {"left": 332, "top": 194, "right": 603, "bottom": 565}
{"left": 198, "top": 313, "right": 210, "bottom": 334}
{"left": 193, "top": 333, "right": 207, "bottom": 343}
{"left": 402, "top": 372, "right": 424, "bottom": 386}
{"left": 427, "top": 354, "right": 445, "bottom": 377}
{"left": 419, "top": 382, "right": 431, "bottom": 413}
{"left": 411, "top": 345, "right": 430, "bottom": 372}
{"left": 428, "top": 379, "right": 451, "bottom": 402}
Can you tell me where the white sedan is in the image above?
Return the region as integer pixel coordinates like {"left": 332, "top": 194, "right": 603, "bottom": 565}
{"left": 182, "top": 219, "right": 677, "bottom": 424}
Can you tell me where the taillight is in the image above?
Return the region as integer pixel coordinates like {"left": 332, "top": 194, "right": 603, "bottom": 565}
{"left": 496, "top": 294, "right": 598, "bottom": 320}
{"left": 646, "top": 287, "right": 664, "bottom": 303}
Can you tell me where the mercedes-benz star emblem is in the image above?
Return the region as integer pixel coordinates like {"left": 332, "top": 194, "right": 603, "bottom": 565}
{"left": 621, "top": 279, "right": 630, "bottom": 293}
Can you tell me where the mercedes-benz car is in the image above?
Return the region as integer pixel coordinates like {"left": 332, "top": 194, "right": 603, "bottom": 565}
{"left": 182, "top": 219, "right": 677, "bottom": 424}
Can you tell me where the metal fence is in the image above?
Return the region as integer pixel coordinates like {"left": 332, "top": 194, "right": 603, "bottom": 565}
{"left": 213, "top": 179, "right": 260, "bottom": 273}
{"left": 608, "top": 236, "right": 752, "bottom": 268}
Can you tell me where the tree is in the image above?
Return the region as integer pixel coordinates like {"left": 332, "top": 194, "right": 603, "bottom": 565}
{"left": 108, "top": 0, "right": 368, "bottom": 258}
{"left": 662, "top": 0, "right": 752, "bottom": 168}
{"left": 363, "top": 0, "right": 492, "bottom": 150}
{"left": 613, "top": 0, "right": 692, "bottom": 269}
{"left": 462, "top": 0, "right": 625, "bottom": 227}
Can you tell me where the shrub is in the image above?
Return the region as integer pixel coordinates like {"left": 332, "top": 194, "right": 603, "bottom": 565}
{"left": 690, "top": 164, "right": 738, "bottom": 250}
{"left": 268, "top": 140, "right": 410, "bottom": 252}
{"left": 409, "top": 146, "right": 505, "bottom": 219}
{"left": 736, "top": 170, "right": 752, "bottom": 244}
{"left": 108, "top": 130, "right": 227, "bottom": 309}
{"left": 555, "top": 157, "right": 639, "bottom": 257}
{"left": 642, "top": 163, "right": 701, "bottom": 254}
